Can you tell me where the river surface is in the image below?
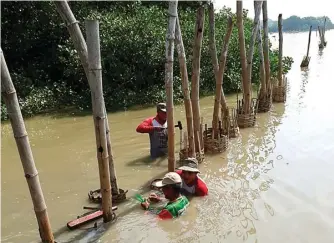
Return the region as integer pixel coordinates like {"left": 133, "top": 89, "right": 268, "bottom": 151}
{"left": 2, "top": 30, "right": 334, "bottom": 243}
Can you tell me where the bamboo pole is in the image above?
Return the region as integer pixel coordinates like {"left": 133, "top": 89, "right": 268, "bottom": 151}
{"left": 208, "top": 3, "right": 220, "bottom": 133}
{"left": 257, "top": 28, "right": 266, "bottom": 98}
{"left": 218, "top": 17, "right": 234, "bottom": 108}
{"left": 306, "top": 25, "right": 312, "bottom": 58}
{"left": 278, "top": 13, "right": 283, "bottom": 86}
{"left": 55, "top": 1, "right": 119, "bottom": 195}
{"left": 191, "top": 6, "right": 205, "bottom": 153}
{"left": 85, "top": 20, "right": 113, "bottom": 222}
{"left": 175, "top": 16, "right": 196, "bottom": 158}
{"left": 243, "top": 1, "right": 262, "bottom": 112}
{"left": 165, "top": 0, "right": 178, "bottom": 172}
{"left": 209, "top": 3, "right": 234, "bottom": 133}
{"left": 236, "top": 1, "right": 249, "bottom": 112}
{"left": 262, "top": 1, "right": 271, "bottom": 93}
{"left": 1, "top": 50, "right": 54, "bottom": 243}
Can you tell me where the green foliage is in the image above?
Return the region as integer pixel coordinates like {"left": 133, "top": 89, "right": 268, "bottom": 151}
{"left": 268, "top": 15, "right": 334, "bottom": 32}
{"left": 1, "top": 2, "right": 293, "bottom": 121}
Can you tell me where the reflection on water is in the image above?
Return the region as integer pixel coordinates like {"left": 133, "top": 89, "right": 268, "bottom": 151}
{"left": 2, "top": 30, "right": 334, "bottom": 243}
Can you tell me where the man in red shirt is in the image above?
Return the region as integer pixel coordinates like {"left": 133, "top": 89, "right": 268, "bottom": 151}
{"left": 136, "top": 103, "right": 168, "bottom": 159}
{"left": 149, "top": 157, "right": 208, "bottom": 200}
{"left": 176, "top": 157, "right": 208, "bottom": 196}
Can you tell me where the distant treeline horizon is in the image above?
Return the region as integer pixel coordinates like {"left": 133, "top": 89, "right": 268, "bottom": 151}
{"left": 267, "top": 15, "right": 334, "bottom": 32}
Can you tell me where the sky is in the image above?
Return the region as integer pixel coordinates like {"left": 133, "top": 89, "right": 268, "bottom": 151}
{"left": 214, "top": 0, "right": 334, "bottom": 22}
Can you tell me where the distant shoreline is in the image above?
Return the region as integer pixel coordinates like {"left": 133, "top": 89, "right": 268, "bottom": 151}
{"left": 269, "top": 27, "right": 334, "bottom": 34}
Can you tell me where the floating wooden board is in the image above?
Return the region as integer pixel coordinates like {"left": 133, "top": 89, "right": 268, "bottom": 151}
{"left": 67, "top": 206, "right": 118, "bottom": 230}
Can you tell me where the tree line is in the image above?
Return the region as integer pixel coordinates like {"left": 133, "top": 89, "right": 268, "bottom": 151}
{"left": 1, "top": 1, "right": 293, "bottom": 121}
{"left": 268, "top": 15, "right": 334, "bottom": 32}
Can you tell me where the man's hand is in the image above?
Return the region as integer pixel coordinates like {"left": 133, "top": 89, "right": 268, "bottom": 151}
{"left": 141, "top": 199, "right": 150, "bottom": 210}
{"left": 148, "top": 193, "right": 161, "bottom": 203}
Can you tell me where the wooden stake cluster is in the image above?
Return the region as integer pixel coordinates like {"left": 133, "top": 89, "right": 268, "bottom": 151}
{"left": 191, "top": 6, "right": 205, "bottom": 161}
{"left": 236, "top": 1, "right": 262, "bottom": 128}
{"left": 1, "top": 49, "right": 55, "bottom": 243}
{"left": 273, "top": 13, "right": 287, "bottom": 103}
{"left": 165, "top": 0, "right": 178, "bottom": 172}
{"left": 55, "top": 1, "right": 125, "bottom": 201}
{"left": 204, "top": 2, "right": 237, "bottom": 153}
{"left": 175, "top": 17, "right": 196, "bottom": 159}
{"left": 300, "top": 25, "right": 312, "bottom": 68}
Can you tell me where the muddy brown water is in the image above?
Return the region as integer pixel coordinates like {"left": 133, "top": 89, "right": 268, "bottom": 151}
{"left": 2, "top": 31, "right": 334, "bottom": 243}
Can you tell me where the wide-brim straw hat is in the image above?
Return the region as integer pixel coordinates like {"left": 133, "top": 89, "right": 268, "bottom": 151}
{"left": 178, "top": 157, "right": 200, "bottom": 173}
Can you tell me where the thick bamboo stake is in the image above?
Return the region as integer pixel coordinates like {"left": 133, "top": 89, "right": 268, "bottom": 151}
{"left": 55, "top": 1, "right": 119, "bottom": 194}
{"left": 217, "top": 17, "right": 234, "bottom": 110}
{"left": 262, "top": 1, "right": 271, "bottom": 93}
{"left": 191, "top": 6, "right": 205, "bottom": 153}
{"left": 278, "top": 13, "right": 283, "bottom": 86}
{"left": 243, "top": 1, "right": 262, "bottom": 112}
{"left": 306, "top": 25, "right": 312, "bottom": 58}
{"left": 208, "top": 3, "right": 220, "bottom": 133}
{"left": 318, "top": 26, "right": 323, "bottom": 44}
{"left": 257, "top": 28, "right": 266, "bottom": 97}
{"left": 175, "top": 16, "right": 196, "bottom": 158}
{"left": 1, "top": 50, "right": 55, "bottom": 243}
{"left": 85, "top": 20, "right": 113, "bottom": 222}
{"left": 209, "top": 5, "right": 234, "bottom": 133}
{"left": 236, "top": 1, "right": 249, "bottom": 112}
{"left": 165, "top": 0, "right": 178, "bottom": 172}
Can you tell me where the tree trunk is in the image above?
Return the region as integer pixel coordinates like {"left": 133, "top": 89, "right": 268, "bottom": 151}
{"left": 1, "top": 50, "right": 55, "bottom": 243}
{"left": 165, "top": 0, "right": 178, "bottom": 172}
{"left": 85, "top": 20, "right": 113, "bottom": 222}
{"left": 262, "top": 1, "right": 271, "bottom": 93}
{"left": 257, "top": 28, "right": 266, "bottom": 98}
{"left": 175, "top": 16, "right": 196, "bottom": 158}
{"left": 191, "top": 6, "right": 205, "bottom": 153}
{"left": 278, "top": 14, "right": 283, "bottom": 86}
{"left": 55, "top": 1, "right": 119, "bottom": 195}
{"left": 236, "top": 1, "right": 249, "bottom": 113}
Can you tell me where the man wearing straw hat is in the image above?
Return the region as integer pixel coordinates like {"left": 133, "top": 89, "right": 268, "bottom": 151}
{"left": 176, "top": 157, "right": 208, "bottom": 196}
{"left": 141, "top": 172, "right": 189, "bottom": 219}
{"left": 149, "top": 158, "right": 208, "bottom": 202}
{"left": 136, "top": 103, "right": 168, "bottom": 159}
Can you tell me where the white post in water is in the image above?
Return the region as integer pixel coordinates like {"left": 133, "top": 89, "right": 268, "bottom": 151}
{"left": 85, "top": 20, "right": 113, "bottom": 222}
{"left": 1, "top": 49, "right": 55, "bottom": 243}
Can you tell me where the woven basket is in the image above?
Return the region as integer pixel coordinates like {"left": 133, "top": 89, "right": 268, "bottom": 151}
{"left": 236, "top": 98, "right": 258, "bottom": 128}
{"left": 273, "top": 76, "right": 287, "bottom": 103}
{"left": 88, "top": 188, "right": 128, "bottom": 204}
{"left": 203, "top": 127, "right": 229, "bottom": 153}
{"left": 257, "top": 94, "right": 272, "bottom": 113}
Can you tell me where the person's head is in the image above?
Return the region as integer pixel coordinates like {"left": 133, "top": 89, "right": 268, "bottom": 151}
{"left": 178, "top": 157, "right": 200, "bottom": 185}
{"left": 156, "top": 103, "right": 167, "bottom": 122}
{"left": 154, "top": 172, "right": 182, "bottom": 200}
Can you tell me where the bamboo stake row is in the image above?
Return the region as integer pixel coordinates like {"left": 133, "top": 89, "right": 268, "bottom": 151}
{"left": 175, "top": 17, "right": 196, "bottom": 158}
